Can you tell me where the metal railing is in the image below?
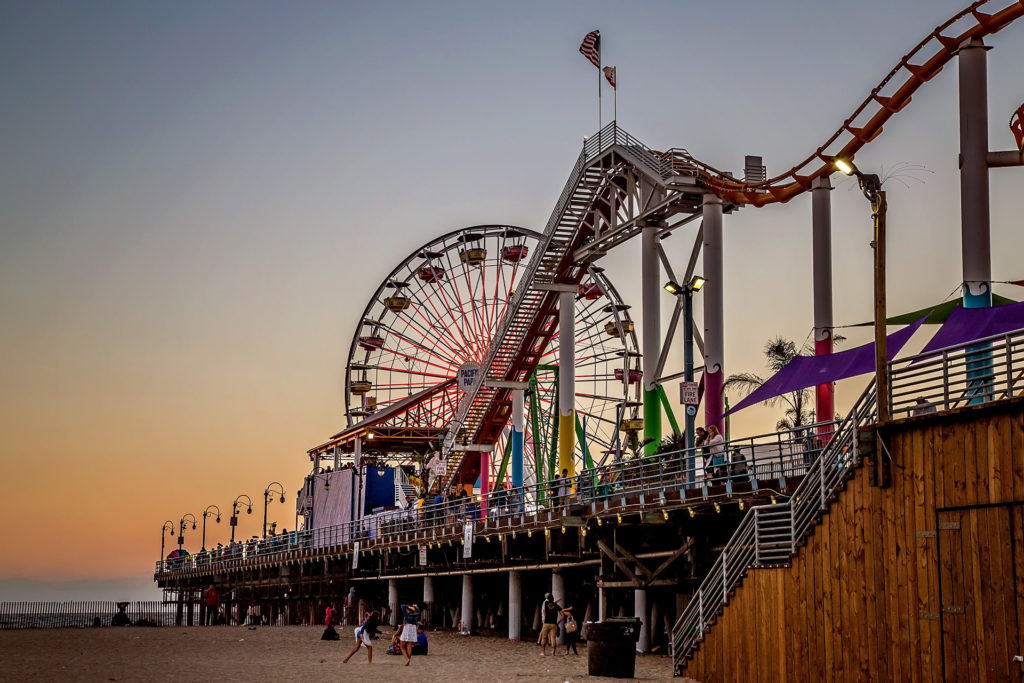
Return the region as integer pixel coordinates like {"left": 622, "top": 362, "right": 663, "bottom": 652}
{"left": 670, "top": 383, "right": 875, "bottom": 672}
{"left": 889, "top": 327, "right": 1024, "bottom": 415}
{"left": 157, "top": 421, "right": 839, "bottom": 576}
{"left": 670, "top": 325, "right": 1024, "bottom": 673}
{"left": 582, "top": 122, "right": 676, "bottom": 181}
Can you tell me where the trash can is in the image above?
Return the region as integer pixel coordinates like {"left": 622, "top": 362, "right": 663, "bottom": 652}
{"left": 586, "top": 617, "right": 642, "bottom": 678}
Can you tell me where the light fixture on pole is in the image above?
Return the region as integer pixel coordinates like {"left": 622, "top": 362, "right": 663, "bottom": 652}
{"left": 160, "top": 520, "right": 174, "bottom": 567}
{"left": 201, "top": 505, "right": 221, "bottom": 552}
{"left": 832, "top": 157, "right": 889, "bottom": 425}
{"left": 178, "top": 513, "right": 197, "bottom": 550}
{"left": 230, "top": 494, "right": 253, "bottom": 543}
{"left": 665, "top": 274, "right": 707, "bottom": 486}
{"left": 263, "top": 481, "right": 286, "bottom": 538}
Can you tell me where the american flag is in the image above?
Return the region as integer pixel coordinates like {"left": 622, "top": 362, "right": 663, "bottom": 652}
{"left": 579, "top": 30, "right": 600, "bottom": 69}
{"left": 603, "top": 66, "right": 616, "bottom": 88}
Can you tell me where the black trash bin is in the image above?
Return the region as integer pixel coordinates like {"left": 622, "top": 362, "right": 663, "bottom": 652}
{"left": 586, "top": 617, "right": 642, "bottom": 678}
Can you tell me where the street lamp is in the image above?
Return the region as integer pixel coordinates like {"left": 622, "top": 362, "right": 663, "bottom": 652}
{"left": 832, "top": 157, "right": 889, "bottom": 424}
{"left": 178, "top": 513, "right": 197, "bottom": 550}
{"left": 230, "top": 494, "right": 253, "bottom": 543}
{"left": 201, "top": 505, "right": 221, "bottom": 551}
{"left": 263, "top": 482, "right": 286, "bottom": 538}
{"left": 665, "top": 275, "right": 707, "bottom": 486}
{"left": 160, "top": 520, "right": 174, "bottom": 566}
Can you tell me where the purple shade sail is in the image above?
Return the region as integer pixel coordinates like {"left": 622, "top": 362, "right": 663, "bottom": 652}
{"left": 724, "top": 317, "right": 927, "bottom": 418}
{"left": 917, "top": 301, "right": 1024, "bottom": 357}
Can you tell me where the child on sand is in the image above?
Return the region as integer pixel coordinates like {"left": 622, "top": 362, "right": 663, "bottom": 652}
{"left": 343, "top": 610, "right": 381, "bottom": 664}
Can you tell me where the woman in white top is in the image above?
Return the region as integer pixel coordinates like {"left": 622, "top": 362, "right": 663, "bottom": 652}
{"left": 706, "top": 424, "right": 726, "bottom": 482}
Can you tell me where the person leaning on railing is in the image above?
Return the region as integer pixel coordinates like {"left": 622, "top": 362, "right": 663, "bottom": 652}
{"left": 730, "top": 448, "right": 748, "bottom": 482}
{"left": 704, "top": 425, "right": 726, "bottom": 484}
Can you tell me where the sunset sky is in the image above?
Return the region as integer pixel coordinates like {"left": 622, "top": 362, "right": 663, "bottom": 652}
{"left": 1, "top": 0, "right": 1022, "bottom": 599}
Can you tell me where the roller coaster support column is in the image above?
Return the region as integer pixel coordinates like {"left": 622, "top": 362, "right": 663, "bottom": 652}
{"left": 702, "top": 194, "right": 725, "bottom": 430}
{"left": 480, "top": 445, "right": 490, "bottom": 519}
{"left": 958, "top": 37, "right": 992, "bottom": 310}
{"left": 641, "top": 223, "right": 662, "bottom": 455}
{"left": 959, "top": 37, "right": 995, "bottom": 404}
{"left": 558, "top": 287, "right": 577, "bottom": 477}
{"left": 482, "top": 380, "right": 530, "bottom": 500}
{"left": 811, "top": 176, "right": 835, "bottom": 437}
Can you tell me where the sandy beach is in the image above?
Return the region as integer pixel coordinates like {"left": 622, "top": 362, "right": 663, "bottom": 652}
{"left": 0, "top": 626, "right": 682, "bottom": 682}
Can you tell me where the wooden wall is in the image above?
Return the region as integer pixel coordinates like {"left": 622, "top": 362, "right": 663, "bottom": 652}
{"left": 682, "top": 399, "right": 1024, "bottom": 682}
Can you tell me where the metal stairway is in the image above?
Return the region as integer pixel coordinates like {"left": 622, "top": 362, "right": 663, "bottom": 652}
{"left": 435, "top": 124, "right": 679, "bottom": 493}
{"left": 670, "top": 382, "right": 879, "bottom": 675}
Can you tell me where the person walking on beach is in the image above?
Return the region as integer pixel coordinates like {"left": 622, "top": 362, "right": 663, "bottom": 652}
{"left": 398, "top": 603, "right": 421, "bottom": 666}
{"left": 343, "top": 610, "right": 381, "bottom": 664}
{"left": 539, "top": 593, "right": 562, "bottom": 656}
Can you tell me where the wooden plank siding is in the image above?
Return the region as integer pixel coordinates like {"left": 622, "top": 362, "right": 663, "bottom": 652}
{"left": 681, "top": 399, "right": 1024, "bottom": 682}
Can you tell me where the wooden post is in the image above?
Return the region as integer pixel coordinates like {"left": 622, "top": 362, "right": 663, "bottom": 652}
{"left": 873, "top": 191, "right": 891, "bottom": 488}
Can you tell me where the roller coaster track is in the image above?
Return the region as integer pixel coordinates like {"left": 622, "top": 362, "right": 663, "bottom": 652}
{"left": 665, "top": 0, "right": 1024, "bottom": 207}
{"left": 431, "top": 0, "right": 1024, "bottom": 492}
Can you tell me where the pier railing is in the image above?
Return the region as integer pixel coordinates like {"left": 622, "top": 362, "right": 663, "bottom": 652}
{"left": 156, "top": 420, "right": 839, "bottom": 575}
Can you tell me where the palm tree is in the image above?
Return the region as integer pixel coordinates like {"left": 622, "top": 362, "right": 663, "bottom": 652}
{"left": 654, "top": 432, "right": 687, "bottom": 456}
{"left": 724, "top": 336, "right": 816, "bottom": 431}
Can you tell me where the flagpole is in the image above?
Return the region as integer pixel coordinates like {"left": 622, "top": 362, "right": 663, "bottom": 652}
{"left": 598, "top": 43, "right": 602, "bottom": 145}
{"left": 613, "top": 68, "right": 617, "bottom": 124}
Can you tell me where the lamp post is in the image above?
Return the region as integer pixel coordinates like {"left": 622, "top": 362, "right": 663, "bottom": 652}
{"left": 230, "top": 494, "right": 253, "bottom": 543}
{"left": 665, "top": 275, "right": 706, "bottom": 486}
{"left": 201, "top": 505, "right": 221, "bottom": 551}
{"left": 263, "top": 482, "right": 286, "bottom": 538}
{"left": 833, "top": 158, "right": 888, "bottom": 425}
{"left": 160, "top": 520, "right": 174, "bottom": 565}
{"left": 178, "top": 513, "right": 197, "bottom": 551}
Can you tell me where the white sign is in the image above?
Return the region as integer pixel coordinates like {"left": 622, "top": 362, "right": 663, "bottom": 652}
{"left": 352, "top": 541, "right": 360, "bottom": 569}
{"left": 457, "top": 363, "right": 482, "bottom": 392}
{"left": 419, "top": 545, "right": 427, "bottom": 566}
{"left": 462, "top": 524, "right": 473, "bottom": 558}
{"left": 680, "top": 381, "right": 700, "bottom": 405}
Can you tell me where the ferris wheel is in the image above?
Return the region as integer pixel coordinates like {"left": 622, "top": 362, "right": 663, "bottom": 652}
{"left": 344, "top": 225, "right": 643, "bottom": 480}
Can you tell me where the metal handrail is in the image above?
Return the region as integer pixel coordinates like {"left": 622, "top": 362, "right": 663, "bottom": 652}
{"left": 441, "top": 123, "right": 685, "bottom": 481}
{"left": 670, "top": 325, "right": 1024, "bottom": 673}
{"left": 670, "top": 382, "right": 876, "bottom": 671}
{"left": 889, "top": 328, "right": 1024, "bottom": 416}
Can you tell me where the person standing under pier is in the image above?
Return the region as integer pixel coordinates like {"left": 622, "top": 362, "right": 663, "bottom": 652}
{"left": 539, "top": 593, "right": 562, "bottom": 657}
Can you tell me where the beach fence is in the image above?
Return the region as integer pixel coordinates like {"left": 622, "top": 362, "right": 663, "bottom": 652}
{"left": 0, "top": 601, "right": 178, "bottom": 629}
